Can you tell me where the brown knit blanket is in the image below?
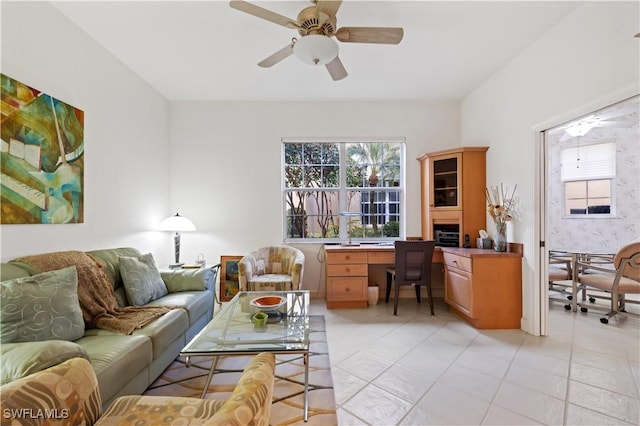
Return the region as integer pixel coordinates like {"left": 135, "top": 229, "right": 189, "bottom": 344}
{"left": 12, "top": 251, "right": 173, "bottom": 335}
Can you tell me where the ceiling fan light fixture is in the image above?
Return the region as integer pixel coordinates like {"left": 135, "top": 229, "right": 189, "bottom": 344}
{"left": 293, "top": 34, "right": 338, "bottom": 66}
{"left": 565, "top": 122, "right": 596, "bottom": 137}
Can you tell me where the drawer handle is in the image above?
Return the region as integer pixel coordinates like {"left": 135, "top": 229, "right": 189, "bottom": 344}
{"left": 346, "top": 287, "right": 350, "bottom": 292}
{"left": 453, "top": 260, "right": 458, "bottom": 265}
{"left": 345, "top": 268, "right": 350, "bottom": 273}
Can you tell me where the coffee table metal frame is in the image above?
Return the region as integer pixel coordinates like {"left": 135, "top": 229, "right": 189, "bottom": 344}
{"left": 180, "top": 290, "right": 311, "bottom": 421}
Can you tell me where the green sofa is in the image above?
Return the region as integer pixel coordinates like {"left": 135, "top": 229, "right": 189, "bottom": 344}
{"left": 0, "top": 247, "right": 216, "bottom": 409}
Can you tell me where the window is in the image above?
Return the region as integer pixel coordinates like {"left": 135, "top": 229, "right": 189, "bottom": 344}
{"left": 283, "top": 139, "right": 404, "bottom": 242}
{"left": 561, "top": 141, "right": 615, "bottom": 216}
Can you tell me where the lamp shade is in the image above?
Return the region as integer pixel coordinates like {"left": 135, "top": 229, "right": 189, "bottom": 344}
{"left": 158, "top": 213, "right": 196, "bottom": 232}
{"left": 293, "top": 34, "right": 339, "bottom": 66}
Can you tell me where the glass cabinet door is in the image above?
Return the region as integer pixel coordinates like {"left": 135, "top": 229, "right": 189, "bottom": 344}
{"left": 431, "top": 154, "right": 461, "bottom": 209}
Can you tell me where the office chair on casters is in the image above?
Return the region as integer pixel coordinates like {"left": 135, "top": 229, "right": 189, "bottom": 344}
{"left": 385, "top": 240, "right": 437, "bottom": 316}
{"left": 572, "top": 241, "right": 640, "bottom": 324}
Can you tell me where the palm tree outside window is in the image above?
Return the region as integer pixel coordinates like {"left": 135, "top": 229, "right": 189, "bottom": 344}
{"left": 283, "top": 139, "right": 404, "bottom": 243}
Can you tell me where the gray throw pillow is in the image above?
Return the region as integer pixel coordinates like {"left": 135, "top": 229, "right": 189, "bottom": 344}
{"left": 0, "top": 266, "right": 84, "bottom": 343}
{"left": 119, "top": 253, "right": 168, "bottom": 306}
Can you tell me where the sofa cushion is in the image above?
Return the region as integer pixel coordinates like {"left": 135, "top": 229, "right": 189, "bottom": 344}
{"left": 147, "top": 291, "right": 213, "bottom": 327}
{"left": 161, "top": 267, "right": 215, "bottom": 292}
{"left": 0, "top": 340, "right": 89, "bottom": 385}
{"left": 131, "top": 308, "right": 188, "bottom": 359}
{"left": 75, "top": 333, "right": 152, "bottom": 404}
{"left": 87, "top": 247, "right": 142, "bottom": 290}
{"left": 0, "top": 266, "right": 84, "bottom": 343}
{"left": 0, "top": 263, "right": 31, "bottom": 281}
{"left": 119, "top": 253, "right": 168, "bottom": 306}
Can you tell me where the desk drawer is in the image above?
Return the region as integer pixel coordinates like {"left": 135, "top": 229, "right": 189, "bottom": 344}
{"left": 443, "top": 253, "right": 472, "bottom": 273}
{"left": 368, "top": 251, "right": 395, "bottom": 264}
{"left": 326, "top": 251, "right": 368, "bottom": 264}
{"left": 327, "top": 277, "right": 366, "bottom": 300}
{"left": 327, "top": 263, "right": 368, "bottom": 277}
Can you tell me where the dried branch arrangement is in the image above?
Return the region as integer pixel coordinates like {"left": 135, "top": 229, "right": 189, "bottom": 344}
{"left": 485, "top": 183, "right": 518, "bottom": 225}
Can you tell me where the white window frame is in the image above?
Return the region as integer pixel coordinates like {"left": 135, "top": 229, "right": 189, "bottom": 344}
{"left": 561, "top": 140, "right": 616, "bottom": 218}
{"left": 281, "top": 137, "right": 406, "bottom": 243}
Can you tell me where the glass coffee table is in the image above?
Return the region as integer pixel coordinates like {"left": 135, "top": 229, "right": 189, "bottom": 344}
{"left": 181, "top": 290, "right": 311, "bottom": 421}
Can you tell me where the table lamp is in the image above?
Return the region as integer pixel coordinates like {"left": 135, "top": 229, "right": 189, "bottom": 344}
{"left": 340, "top": 211, "right": 361, "bottom": 246}
{"left": 158, "top": 213, "right": 196, "bottom": 268}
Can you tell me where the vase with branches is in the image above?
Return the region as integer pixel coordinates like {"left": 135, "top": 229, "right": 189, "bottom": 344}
{"left": 485, "top": 184, "right": 518, "bottom": 252}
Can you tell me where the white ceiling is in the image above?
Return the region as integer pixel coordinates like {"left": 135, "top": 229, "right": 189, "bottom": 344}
{"left": 52, "top": 0, "right": 581, "bottom": 101}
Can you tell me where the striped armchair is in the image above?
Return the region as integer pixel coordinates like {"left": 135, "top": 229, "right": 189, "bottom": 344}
{"left": 238, "top": 245, "right": 305, "bottom": 291}
{"left": 0, "top": 353, "right": 276, "bottom": 426}
{"left": 0, "top": 357, "right": 102, "bottom": 425}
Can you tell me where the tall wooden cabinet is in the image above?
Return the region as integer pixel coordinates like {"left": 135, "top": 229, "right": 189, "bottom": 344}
{"left": 418, "top": 147, "right": 488, "bottom": 247}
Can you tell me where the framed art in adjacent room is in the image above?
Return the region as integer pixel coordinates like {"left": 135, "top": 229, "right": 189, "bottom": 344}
{"left": 220, "top": 255, "right": 243, "bottom": 301}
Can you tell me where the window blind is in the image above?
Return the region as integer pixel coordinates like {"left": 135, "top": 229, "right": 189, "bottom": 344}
{"left": 561, "top": 141, "right": 616, "bottom": 182}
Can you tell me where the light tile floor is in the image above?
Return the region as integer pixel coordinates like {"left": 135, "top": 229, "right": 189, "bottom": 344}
{"left": 310, "top": 295, "right": 640, "bottom": 425}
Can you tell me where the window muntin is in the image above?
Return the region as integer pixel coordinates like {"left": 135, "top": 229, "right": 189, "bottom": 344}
{"left": 565, "top": 179, "right": 612, "bottom": 215}
{"left": 561, "top": 141, "right": 615, "bottom": 216}
{"left": 283, "top": 140, "right": 404, "bottom": 242}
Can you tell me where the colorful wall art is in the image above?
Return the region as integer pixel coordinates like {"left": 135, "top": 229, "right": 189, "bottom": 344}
{"left": 1, "top": 74, "right": 84, "bottom": 224}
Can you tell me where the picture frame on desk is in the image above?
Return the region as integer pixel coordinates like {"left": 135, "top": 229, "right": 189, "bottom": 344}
{"left": 220, "top": 255, "right": 243, "bottom": 302}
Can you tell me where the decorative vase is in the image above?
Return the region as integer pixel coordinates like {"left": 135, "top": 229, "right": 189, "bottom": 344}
{"left": 494, "top": 222, "right": 507, "bottom": 252}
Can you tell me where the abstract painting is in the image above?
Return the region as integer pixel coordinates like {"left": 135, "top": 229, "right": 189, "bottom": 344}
{"left": 1, "top": 74, "right": 84, "bottom": 224}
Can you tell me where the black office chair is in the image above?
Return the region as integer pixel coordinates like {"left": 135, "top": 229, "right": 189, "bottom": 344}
{"left": 385, "top": 240, "right": 437, "bottom": 316}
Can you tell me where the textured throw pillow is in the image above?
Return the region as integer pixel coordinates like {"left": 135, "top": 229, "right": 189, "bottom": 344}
{"left": 119, "top": 253, "right": 168, "bottom": 306}
{"left": 161, "top": 268, "right": 214, "bottom": 292}
{"left": 0, "top": 266, "right": 84, "bottom": 343}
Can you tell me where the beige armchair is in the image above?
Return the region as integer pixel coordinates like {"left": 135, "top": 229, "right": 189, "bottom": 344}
{"left": 572, "top": 241, "right": 640, "bottom": 324}
{"left": 0, "top": 353, "right": 276, "bottom": 426}
{"left": 238, "top": 245, "right": 305, "bottom": 291}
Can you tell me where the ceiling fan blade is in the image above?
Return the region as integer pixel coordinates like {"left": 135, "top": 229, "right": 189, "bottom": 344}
{"left": 316, "top": 0, "right": 343, "bottom": 17}
{"left": 594, "top": 105, "right": 637, "bottom": 121}
{"left": 325, "top": 56, "right": 348, "bottom": 81}
{"left": 230, "top": 0, "right": 300, "bottom": 30}
{"left": 258, "top": 43, "right": 294, "bottom": 68}
{"left": 335, "top": 27, "right": 404, "bottom": 44}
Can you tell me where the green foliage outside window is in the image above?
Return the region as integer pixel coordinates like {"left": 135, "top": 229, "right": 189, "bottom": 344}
{"left": 284, "top": 141, "right": 403, "bottom": 241}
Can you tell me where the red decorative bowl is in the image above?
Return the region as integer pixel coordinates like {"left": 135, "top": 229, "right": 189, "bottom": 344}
{"left": 250, "top": 296, "right": 286, "bottom": 311}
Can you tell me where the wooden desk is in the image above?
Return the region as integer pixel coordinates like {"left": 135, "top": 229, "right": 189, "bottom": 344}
{"left": 324, "top": 245, "right": 444, "bottom": 309}
{"left": 324, "top": 244, "right": 524, "bottom": 330}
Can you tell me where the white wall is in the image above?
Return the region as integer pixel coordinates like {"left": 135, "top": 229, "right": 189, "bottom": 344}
{"left": 168, "top": 101, "right": 459, "bottom": 294}
{"left": 460, "top": 1, "right": 640, "bottom": 334}
{"left": 1, "top": 1, "right": 172, "bottom": 261}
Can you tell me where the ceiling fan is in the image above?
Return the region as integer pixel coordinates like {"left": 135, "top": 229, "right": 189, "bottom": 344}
{"left": 229, "top": 0, "right": 404, "bottom": 81}
{"left": 559, "top": 104, "right": 639, "bottom": 140}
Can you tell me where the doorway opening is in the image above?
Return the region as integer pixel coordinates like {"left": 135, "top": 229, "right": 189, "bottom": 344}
{"left": 541, "top": 94, "right": 639, "bottom": 332}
